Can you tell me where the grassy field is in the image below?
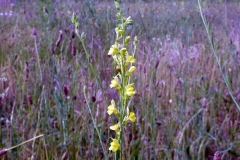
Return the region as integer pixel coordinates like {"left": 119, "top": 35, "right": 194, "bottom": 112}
{"left": 0, "top": 0, "right": 240, "bottom": 159}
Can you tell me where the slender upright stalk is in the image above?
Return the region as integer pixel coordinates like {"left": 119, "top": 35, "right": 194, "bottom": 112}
{"left": 72, "top": 11, "right": 109, "bottom": 160}
{"left": 197, "top": 0, "right": 240, "bottom": 111}
{"left": 106, "top": 0, "right": 138, "bottom": 159}
{"left": 83, "top": 86, "right": 108, "bottom": 160}
{"left": 33, "top": 31, "right": 43, "bottom": 82}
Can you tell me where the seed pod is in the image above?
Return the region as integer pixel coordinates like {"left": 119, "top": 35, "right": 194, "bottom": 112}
{"left": 116, "top": 66, "right": 121, "bottom": 73}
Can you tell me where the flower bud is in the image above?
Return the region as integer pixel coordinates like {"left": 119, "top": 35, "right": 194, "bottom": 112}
{"left": 120, "top": 48, "right": 127, "bottom": 55}
{"left": 134, "top": 36, "right": 139, "bottom": 46}
{"left": 126, "top": 16, "right": 133, "bottom": 26}
{"left": 116, "top": 66, "right": 121, "bottom": 73}
{"left": 125, "top": 36, "right": 130, "bottom": 44}
{"left": 72, "top": 12, "right": 78, "bottom": 24}
{"left": 118, "top": 29, "right": 123, "bottom": 36}
{"left": 126, "top": 66, "right": 136, "bottom": 76}
{"left": 128, "top": 66, "right": 136, "bottom": 72}
{"left": 115, "top": 2, "right": 120, "bottom": 10}
{"left": 116, "top": 13, "right": 121, "bottom": 19}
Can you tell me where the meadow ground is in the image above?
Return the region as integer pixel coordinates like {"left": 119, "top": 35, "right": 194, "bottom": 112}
{"left": 0, "top": 0, "right": 240, "bottom": 159}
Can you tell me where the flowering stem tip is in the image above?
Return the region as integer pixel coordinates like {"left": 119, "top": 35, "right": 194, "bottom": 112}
{"left": 107, "top": 0, "right": 139, "bottom": 159}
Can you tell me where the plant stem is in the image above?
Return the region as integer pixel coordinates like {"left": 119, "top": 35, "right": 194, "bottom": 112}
{"left": 80, "top": 35, "right": 107, "bottom": 104}
{"left": 83, "top": 86, "right": 108, "bottom": 160}
{"left": 197, "top": 0, "right": 240, "bottom": 111}
{"left": 6, "top": 134, "right": 44, "bottom": 151}
{"left": 33, "top": 35, "right": 43, "bottom": 82}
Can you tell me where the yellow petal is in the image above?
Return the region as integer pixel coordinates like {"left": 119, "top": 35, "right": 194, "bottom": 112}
{"left": 129, "top": 112, "right": 136, "bottom": 122}
{"left": 107, "top": 106, "right": 114, "bottom": 115}
{"left": 107, "top": 100, "right": 116, "bottom": 115}
{"left": 108, "top": 45, "right": 119, "bottom": 55}
{"left": 125, "top": 84, "right": 136, "bottom": 97}
{"left": 107, "top": 100, "right": 119, "bottom": 115}
{"left": 110, "top": 123, "right": 120, "bottom": 131}
{"left": 109, "top": 139, "right": 120, "bottom": 152}
{"left": 110, "top": 76, "right": 119, "bottom": 88}
{"left": 126, "top": 55, "right": 136, "bottom": 63}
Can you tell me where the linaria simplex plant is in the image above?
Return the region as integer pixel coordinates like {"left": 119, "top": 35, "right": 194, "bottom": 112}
{"left": 107, "top": 0, "right": 138, "bottom": 159}
{"left": 72, "top": 0, "right": 138, "bottom": 159}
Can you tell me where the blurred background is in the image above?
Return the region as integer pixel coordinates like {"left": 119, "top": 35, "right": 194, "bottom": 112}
{"left": 0, "top": 0, "right": 239, "bottom": 159}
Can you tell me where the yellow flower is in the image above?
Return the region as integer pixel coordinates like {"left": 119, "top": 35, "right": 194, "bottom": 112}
{"left": 126, "top": 55, "right": 136, "bottom": 63}
{"left": 126, "top": 66, "right": 136, "bottom": 76}
{"left": 125, "top": 54, "right": 136, "bottom": 67}
{"left": 110, "top": 123, "right": 120, "bottom": 134}
{"left": 107, "top": 100, "right": 119, "bottom": 115}
{"left": 123, "top": 107, "right": 136, "bottom": 123}
{"left": 125, "top": 84, "right": 136, "bottom": 97}
{"left": 108, "top": 45, "right": 119, "bottom": 56}
{"left": 129, "top": 112, "right": 136, "bottom": 122}
{"left": 110, "top": 76, "right": 120, "bottom": 89}
{"left": 109, "top": 138, "right": 120, "bottom": 152}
